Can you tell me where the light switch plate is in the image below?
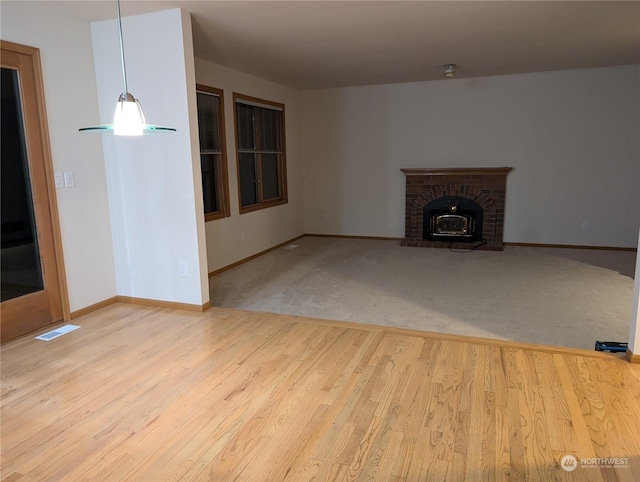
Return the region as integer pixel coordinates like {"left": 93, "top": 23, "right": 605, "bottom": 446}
{"left": 54, "top": 172, "right": 64, "bottom": 188}
{"left": 63, "top": 171, "right": 74, "bottom": 187}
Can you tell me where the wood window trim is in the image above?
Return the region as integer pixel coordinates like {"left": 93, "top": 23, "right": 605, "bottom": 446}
{"left": 196, "top": 83, "right": 230, "bottom": 221}
{"left": 233, "top": 92, "right": 288, "bottom": 215}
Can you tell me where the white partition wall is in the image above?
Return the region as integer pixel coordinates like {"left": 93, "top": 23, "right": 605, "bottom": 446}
{"left": 91, "top": 9, "right": 208, "bottom": 307}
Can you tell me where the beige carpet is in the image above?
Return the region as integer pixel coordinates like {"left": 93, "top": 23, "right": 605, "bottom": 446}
{"left": 209, "top": 236, "right": 636, "bottom": 350}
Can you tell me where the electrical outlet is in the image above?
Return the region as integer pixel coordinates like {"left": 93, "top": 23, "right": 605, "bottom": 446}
{"left": 179, "top": 262, "right": 188, "bottom": 277}
{"left": 582, "top": 221, "right": 589, "bottom": 230}
{"left": 324, "top": 214, "right": 330, "bottom": 222}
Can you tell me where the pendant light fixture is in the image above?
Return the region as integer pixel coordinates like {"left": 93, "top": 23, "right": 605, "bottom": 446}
{"left": 80, "top": 0, "right": 175, "bottom": 135}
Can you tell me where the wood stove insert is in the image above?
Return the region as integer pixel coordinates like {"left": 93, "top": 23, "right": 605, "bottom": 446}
{"left": 401, "top": 167, "right": 512, "bottom": 251}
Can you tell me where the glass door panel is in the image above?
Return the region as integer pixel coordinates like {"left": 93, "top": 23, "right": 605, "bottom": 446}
{"left": 1, "top": 67, "right": 44, "bottom": 302}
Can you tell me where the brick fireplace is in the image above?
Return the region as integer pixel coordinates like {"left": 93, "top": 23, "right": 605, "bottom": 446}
{"left": 401, "top": 167, "right": 512, "bottom": 250}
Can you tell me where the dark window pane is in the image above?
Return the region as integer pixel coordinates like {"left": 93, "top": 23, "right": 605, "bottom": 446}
{"left": 201, "top": 154, "right": 219, "bottom": 213}
{"left": 239, "top": 152, "right": 257, "bottom": 206}
{"left": 257, "top": 108, "right": 281, "bottom": 151}
{"left": 236, "top": 104, "right": 255, "bottom": 150}
{"left": 197, "top": 92, "right": 220, "bottom": 152}
{"left": 261, "top": 153, "right": 280, "bottom": 200}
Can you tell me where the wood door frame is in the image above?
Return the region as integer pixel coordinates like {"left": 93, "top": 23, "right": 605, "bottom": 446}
{"left": 1, "top": 40, "right": 70, "bottom": 331}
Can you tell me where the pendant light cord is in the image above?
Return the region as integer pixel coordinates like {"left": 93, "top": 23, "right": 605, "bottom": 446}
{"left": 78, "top": 0, "right": 176, "bottom": 133}
{"left": 116, "top": 0, "right": 129, "bottom": 95}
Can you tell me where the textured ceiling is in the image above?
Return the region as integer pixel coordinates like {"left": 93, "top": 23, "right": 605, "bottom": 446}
{"left": 41, "top": 1, "right": 640, "bottom": 89}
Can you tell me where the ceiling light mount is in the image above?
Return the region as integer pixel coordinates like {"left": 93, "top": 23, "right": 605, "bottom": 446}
{"left": 80, "top": 0, "right": 175, "bottom": 135}
{"left": 443, "top": 64, "right": 457, "bottom": 79}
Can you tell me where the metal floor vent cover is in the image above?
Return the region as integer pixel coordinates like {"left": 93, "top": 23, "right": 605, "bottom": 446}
{"left": 283, "top": 244, "right": 299, "bottom": 250}
{"left": 35, "top": 324, "right": 80, "bottom": 341}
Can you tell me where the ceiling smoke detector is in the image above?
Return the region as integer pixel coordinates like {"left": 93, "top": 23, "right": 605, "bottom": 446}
{"left": 443, "top": 64, "right": 457, "bottom": 79}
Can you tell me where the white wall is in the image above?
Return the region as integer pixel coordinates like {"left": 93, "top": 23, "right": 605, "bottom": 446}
{"left": 1, "top": 1, "right": 117, "bottom": 312}
{"left": 301, "top": 66, "right": 640, "bottom": 248}
{"left": 629, "top": 227, "right": 640, "bottom": 358}
{"left": 195, "top": 59, "right": 303, "bottom": 273}
{"left": 92, "top": 9, "right": 208, "bottom": 306}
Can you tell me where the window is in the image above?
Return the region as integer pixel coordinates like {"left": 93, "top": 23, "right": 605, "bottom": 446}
{"left": 233, "top": 93, "right": 287, "bottom": 213}
{"left": 196, "top": 84, "right": 230, "bottom": 221}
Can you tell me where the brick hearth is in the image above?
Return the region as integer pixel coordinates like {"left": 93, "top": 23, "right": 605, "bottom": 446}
{"left": 401, "top": 167, "right": 513, "bottom": 251}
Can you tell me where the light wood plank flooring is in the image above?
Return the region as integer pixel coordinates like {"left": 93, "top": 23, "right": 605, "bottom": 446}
{"left": 2, "top": 303, "right": 639, "bottom": 481}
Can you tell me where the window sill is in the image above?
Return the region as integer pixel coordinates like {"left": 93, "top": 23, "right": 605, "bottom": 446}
{"left": 239, "top": 198, "right": 287, "bottom": 215}
{"left": 204, "top": 210, "right": 230, "bottom": 222}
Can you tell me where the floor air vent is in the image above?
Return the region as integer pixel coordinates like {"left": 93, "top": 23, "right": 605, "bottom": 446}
{"left": 35, "top": 324, "right": 80, "bottom": 341}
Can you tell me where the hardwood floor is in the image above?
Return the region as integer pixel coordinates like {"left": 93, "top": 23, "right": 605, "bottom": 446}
{"left": 2, "top": 303, "right": 639, "bottom": 481}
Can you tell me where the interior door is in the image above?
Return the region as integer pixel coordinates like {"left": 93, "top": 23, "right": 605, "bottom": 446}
{"left": 1, "top": 41, "right": 66, "bottom": 342}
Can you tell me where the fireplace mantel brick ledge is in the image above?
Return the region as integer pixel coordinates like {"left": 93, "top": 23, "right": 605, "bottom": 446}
{"left": 401, "top": 167, "right": 513, "bottom": 251}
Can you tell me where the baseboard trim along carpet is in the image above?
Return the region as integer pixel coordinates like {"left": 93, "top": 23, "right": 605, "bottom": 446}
{"left": 308, "top": 237, "right": 636, "bottom": 251}
{"left": 504, "top": 242, "right": 637, "bottom": 252}
{"left": 305, "top": 233, "right": 404, "bottom": 241}
{"left": 208, "top": 234, "right": 305, "bottom": 277}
